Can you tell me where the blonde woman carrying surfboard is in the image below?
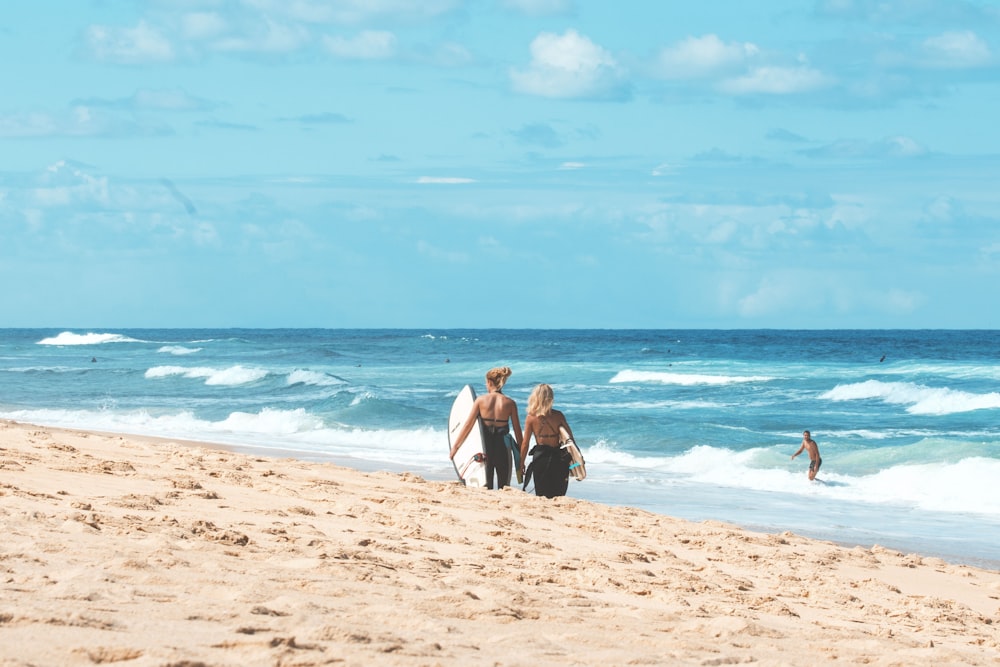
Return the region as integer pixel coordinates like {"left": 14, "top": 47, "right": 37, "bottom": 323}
{"left": 521, "top": 383, "right": 582, "bottom": 498}
{"left": 449, "top": 366, "right": 522, "bottom": 489}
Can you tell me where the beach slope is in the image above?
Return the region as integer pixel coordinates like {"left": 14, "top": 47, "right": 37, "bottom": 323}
{"left": 1, "top": 420, "right": 997, "bottom": 666}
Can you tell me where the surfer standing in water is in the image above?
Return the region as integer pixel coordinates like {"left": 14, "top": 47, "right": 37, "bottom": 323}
{"left": 791, "top": 430, "right": 822, "bottom": 481}
{"left": 449, "top": 366, "right": 522, "bottom": 490}
{"left": 521, "top": 383, "right": 575, "bottom": 498}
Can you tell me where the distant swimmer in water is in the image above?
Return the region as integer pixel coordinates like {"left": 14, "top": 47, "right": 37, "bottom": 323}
{"left": 880, "top": 354, "right": 886, "bottom": 363}
{"left": 791, "top": 430, "right": 822, "bottom": 481}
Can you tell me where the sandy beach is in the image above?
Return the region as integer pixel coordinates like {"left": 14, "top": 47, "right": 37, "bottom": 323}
{"left": 1, "top": 419, "right": 997, "bottom": 666}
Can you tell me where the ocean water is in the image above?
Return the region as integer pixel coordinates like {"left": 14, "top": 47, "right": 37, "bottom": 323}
{"left": 2, "top": 328, "right": 998, "bottom": 568}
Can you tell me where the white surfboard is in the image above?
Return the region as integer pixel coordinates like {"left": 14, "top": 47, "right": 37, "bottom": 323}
{"left": 449, "top": 384, "right": 488, "bottom": 487}
{"left": 448, "top": 384, "right": 514, "bottom": 488}
{"left": 559, "top": 426, "right": 587, "bottom": 481}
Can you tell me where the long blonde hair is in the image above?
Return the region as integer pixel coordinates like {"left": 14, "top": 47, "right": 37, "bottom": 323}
{"left": 486, "top": 366, "right": 512, "bottom": 392}
{"left": 527, "top": 383, "right": 553, "bottom": 416}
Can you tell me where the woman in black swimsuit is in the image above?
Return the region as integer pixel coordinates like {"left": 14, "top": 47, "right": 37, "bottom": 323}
{"left": 521, "top": 383, "right": 575, "bottom": 498}
{"left": 449, "top": 366, "right": 522, "bottom": 489}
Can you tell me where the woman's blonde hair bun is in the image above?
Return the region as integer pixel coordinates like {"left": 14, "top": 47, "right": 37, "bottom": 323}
{"left": 486, "top": 366, "right": 512, "bottom": 390}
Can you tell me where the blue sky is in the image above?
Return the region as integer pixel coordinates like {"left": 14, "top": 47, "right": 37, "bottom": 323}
{"left": 2, "top": 0, "right": 999, "bottom": 329}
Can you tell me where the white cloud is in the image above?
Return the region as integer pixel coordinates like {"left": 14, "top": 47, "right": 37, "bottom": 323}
{"left": 346, "top": 206, "right": 380, "bottom": 221}
{"left": 558, "top": 162, "right": 585, "bottom": 170}
{"left": 31, "top": 160, "right": 110, "bottom": 207}
{"left": 981, "top": 242, "right": 1000, "bottom": 257}
{"left": 0, "top": 107, "right": 169, "bottom": 139}
{"left": 500, "top": 0, "right": 572, "bottom": 16}
{"left": 416, "top": 177, "right": 476, "bottom": 184}
{"left": 817, "top": 0, "right": 855, "bottom": 13}
{"left": 132, "top": 89, "right": 213, "bottom": 111}
{"left": 86, "top": 20, "right": 174, "bottom": 63}
{"left": 731, "top": 268, "right": 925, "bottom": 322}
{"left": 922, "top": 30, "right": 991, "bottom": 68}
{"left": 417, "top": 240, "right": 468, "bottom": 262}
{"left": 656, "top": 34, "right": 760, "bottom": 79}
{"left": 925, "top": 196, "right": 960, "bottom": 223}
{"left": 476, "top": 235, "right": 516, "bottom": 259}
{"left": 817, "top": 0, "right": 997, "bottom": 25}
{"left": 180, "top": 12, "right": 228, "bottom": 41}
{"left": 241, "top": 0, "right": 339, "bottom": 23}
{"left": 424, "top": 41, "right": 474, "bottom": 67}
{"left": 737, "top": 276, "right": 798, "bottom": 317}
{"left": 0, "top": 112, "right": 58, "bottom": 138}
{"left": 882, "top": 135, "right": 926, "bottom": 157}
{"left": 192, "top": 222, "right": 220, "bottom": 246}
{"left": 510, "top": 29, "right": 630, "bottom": 100}
{"left": 651, "top": 163, "right": 678, "bottom": 176}
{"left": 803, "top": 135, "right": 927, "bottom": 159}
{"left": 883, "top": 288, "right": 922, "bottom": 314}
{"left": 212, "top": 19, "right": 309, "bottom": 53}
{"left": 323, "top": 31, "right": 397, "bottom": 59}
{"left": 719, "top": 65, "right": 831, "bottom": 95}
{"left": 704, "top": 220, "right": 738, "bottom": 244}
{"left": 241, "top": 0, "right": 461, "bottom": 24}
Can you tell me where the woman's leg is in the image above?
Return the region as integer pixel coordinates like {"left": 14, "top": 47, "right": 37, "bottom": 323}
{"left": 485, "top": 435, "right": 509, "bottom": 489}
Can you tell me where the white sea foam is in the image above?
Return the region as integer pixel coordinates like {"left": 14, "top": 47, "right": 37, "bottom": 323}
{"left": 350, "top": 391, "right": 376, "bottom": 407}
{"left": 573, "top": 399, "right": 726, "bottom": 411}
{"left": 145, "top": 365, "right": 268, "bottom": 386}
{"left": 4, "top": 402, "right": 999, "bottom": 522}
{"left": 823, "top": 380, "right": 1000, "bottom": 415}
{"left": 0, "top": 406, "right": 444, "bottom": 470}
{"left": 578, "top": 440, "right": 648, "bottom": 469}
{"left": 554, "top": 440, "right": 1000, "bottom": 518}
{"left": 145, "top": 366, "right": 213, "bottom": 380}
{"left": 855, "top": 458, "right": 1000, "bottom": 514}
{"left": 820, "top": 428, "right": 896, "bottom": 440}
{"left": 610, "top": 370, "right": 773, "bottom": 385}
{"left": 219, "top": 407, "right": 325, "bottom": 434}
{"left": 157, "top": 345, "right": 202, "bottom": 355}
{"left": 881, "top": 362, "right": 1000, "bottom": 382}
{"left": 37, "top": 331, "right": 143, "bottom": 345}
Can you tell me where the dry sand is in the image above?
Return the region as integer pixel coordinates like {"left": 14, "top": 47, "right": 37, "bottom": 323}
{"left": 1, "top": 419, "right": 998, "bottom": 666}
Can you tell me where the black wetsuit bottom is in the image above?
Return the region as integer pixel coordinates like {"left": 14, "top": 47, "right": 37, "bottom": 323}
{"left": 524, "top": 445, "right": 570, "bottom": 498}
{"left": 484, "top": 425, "right": 510, "bottom": 490}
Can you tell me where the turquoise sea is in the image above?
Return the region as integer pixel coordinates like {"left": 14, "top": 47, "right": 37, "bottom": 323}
{"left": 1, "top": 329, "right": 998, "bottom": 568}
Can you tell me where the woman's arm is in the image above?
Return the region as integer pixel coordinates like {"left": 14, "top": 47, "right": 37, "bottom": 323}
{"left": 509, "top": 399, "right": 523, "bottom": 448}
{"left": 520, "top": 415, "right": 535, "bottom": 465}
{"left": 449, "top": 398, "right": 482, "bottom": 459}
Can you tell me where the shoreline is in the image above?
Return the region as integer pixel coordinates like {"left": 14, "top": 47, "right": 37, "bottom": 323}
{"left": 2, "top": 419, "right": 998, "bottom": 665}
{"left": 125, "top": 428, "right": 1000, "bottom": 571}
{"left": 7, "top": 418, "right": 999, "bottom": 570}
{"left": 8, "top": 419, "right": 1000, "bottom": 570}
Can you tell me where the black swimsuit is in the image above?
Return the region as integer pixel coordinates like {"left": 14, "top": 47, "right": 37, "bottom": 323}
{"left": 481, "top": 417, "right": 511, "bottom": 489}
